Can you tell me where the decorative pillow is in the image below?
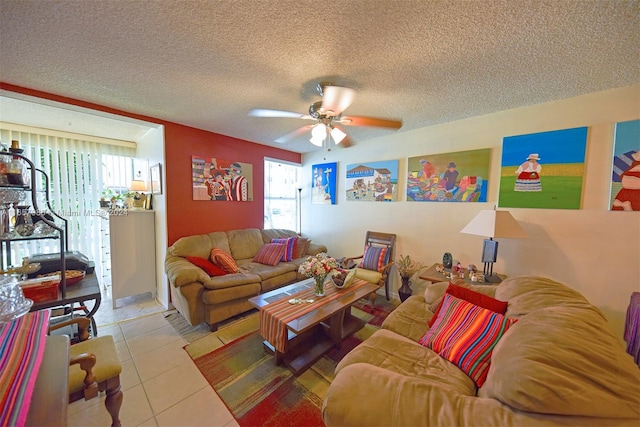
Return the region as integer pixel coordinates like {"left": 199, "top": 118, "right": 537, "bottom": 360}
{"left": 359, "top": 245, "right": 389, "bottom": 272}
{"left": 428, "top": 283, "right": 508, "bottom": 327}
{"left": 420, "top": 294, "right": 517, "bottom": 387}
{"left": 185, "top": 255, "right": 227, "bottom": 276}
{"left": 253, "top": 243, "right": 286, "bottom": 266}
{"left": 210, "top": 248, "right": 239, "bottom": 273}
{"left": 293, "top": 237, "right": 310, "bottom": 258}
{"left": 271, "top": 237, "right": 298, "bottom": 262}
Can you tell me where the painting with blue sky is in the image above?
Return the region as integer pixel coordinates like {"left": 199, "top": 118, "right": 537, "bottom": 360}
{"left": 312, "top": 162, "right": 337, "bottom": 204}
{"left": 499, "top": 127, "right": 588, "bottom": 209}
{"left": 610, "top": 119, "right": 640, "bottom": 211}
{"left": 346, "top": 159, "right": 399, "bottom": 202}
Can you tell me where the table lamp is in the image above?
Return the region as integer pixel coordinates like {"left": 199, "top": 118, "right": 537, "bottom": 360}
{"left": 460, "top": 209, "right": 527, "bottom": 282}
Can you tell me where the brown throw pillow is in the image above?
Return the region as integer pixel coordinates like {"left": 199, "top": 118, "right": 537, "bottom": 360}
{"left": 294, "top": 237, "right": 310, "bottom": 258}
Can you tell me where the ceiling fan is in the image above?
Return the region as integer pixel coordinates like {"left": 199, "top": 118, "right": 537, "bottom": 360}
{"left": 248, "top": 82, "right": 402, "bottom": 149}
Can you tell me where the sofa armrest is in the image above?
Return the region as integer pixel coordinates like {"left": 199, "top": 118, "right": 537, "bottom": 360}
{"left": 306, "top": 242, "right": 328, "bottom": 256}
{"left": 165, "top": 255, "right": 210, "bottom": 287}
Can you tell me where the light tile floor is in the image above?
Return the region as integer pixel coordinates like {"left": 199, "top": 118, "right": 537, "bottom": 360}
{"left": 67, "top": 285, "right": 239, "bottom": 427}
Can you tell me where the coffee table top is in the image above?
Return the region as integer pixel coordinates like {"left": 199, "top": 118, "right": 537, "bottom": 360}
{"left": 249, "top": 277, "right": 378, "bottom": 334}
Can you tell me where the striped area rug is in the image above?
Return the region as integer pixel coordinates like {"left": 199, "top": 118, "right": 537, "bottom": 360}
{"left": 188, "top": 298, "right": 399, "bottom": 427}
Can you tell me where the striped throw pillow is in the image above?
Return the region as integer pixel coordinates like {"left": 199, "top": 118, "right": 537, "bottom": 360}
{"left": 271, "top": 237, "right": 298, "bottom": 262}
{"left": 210, "top": 248, "right": 239, "bottom": 273}
{"left": 359, "top": 244, "right": 389, "bottom": 272}
{"left": 253, "top": 243, "right": 286, "bottom": 266}
{"left": 419, "top": 293, "right": 517, "bottom": 387}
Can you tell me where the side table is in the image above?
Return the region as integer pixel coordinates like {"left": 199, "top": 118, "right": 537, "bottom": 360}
{"left": 419, "top": 263, "right": 507, "bottom": 285}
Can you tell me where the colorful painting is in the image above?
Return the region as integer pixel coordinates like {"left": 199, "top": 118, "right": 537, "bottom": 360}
{"left": 312, "top": 162, "right": 337, "bottom": 204}
{"left": 192, "top": 156, "right": 253, "bottom": 201}
{"left": 406, "top": 149, "right": 490, "bottom": 202}
{"left": 346, "top": 160, "right": 399, "bottom": 202}
{"left": 499, "top": 127, "right": 588, "bottom": 209}
{"left": 610, "top": 119, "right": 640, "bottom": 211}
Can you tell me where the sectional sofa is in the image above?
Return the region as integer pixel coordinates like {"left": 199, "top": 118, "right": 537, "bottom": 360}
{"left": 165, "top": 228, "right": 327, "bottom": 330}
{"left": 323, "top": 276, "right": 640, "bottom": 426}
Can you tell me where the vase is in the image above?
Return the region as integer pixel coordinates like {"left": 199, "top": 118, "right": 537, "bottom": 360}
{"left": 314, "top": 275, "right": 326, "bottom": 297}
{"left": 399, "top": 276, "right": 412, "bottom": 302}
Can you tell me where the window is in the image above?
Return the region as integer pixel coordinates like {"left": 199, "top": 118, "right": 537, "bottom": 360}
{"left": 264, "top": 159, "right": 301, "bottom": 232}
{"left": 0, "top": 127, "right": 135, "bottom": 286}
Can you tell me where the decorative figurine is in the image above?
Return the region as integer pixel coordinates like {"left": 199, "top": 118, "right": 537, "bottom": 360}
{"left": 467, "top": 264, "right": 477, "bottom": 273}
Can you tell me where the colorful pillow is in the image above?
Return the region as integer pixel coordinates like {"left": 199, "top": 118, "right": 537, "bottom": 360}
{"left": 359, "top": 245, "right": 389, "bottom": 272}
{"left": 210, "top": 248, "right": 239, "bottom": 273}
{"left": 185, "top": 255, "right": 227, "bottom": 276}
{"left": 253, "top": 243, "right": 286, "bottom": 266}
{"left": 293, "top": 237, "right": 310, "bottom": 258}
{"left": 271, "top": 237, "right": 298, "bottom": 262}
{"left": 428, "top": 283, "right": 508, "bottom": 327}
{"left": 420, "top": 294, "right": 517, "bottom": 387}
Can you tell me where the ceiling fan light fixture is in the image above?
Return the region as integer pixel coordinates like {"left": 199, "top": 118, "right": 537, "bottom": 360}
{"left": 310, "top": 135, "right": 324, "bottom": 147}
{"left": 330, "top": 126, "right": 346, "bottom": 144}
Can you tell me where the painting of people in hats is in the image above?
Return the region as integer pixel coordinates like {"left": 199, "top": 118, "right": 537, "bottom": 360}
{"left": 499, "top": 126, "right": 588, "bottom": 209}
{"left": 229, "top": 162, "right": 248, "bottom": 201}
{"left": 406, "top": 149, "right": 490, "bottom": 202}
{"left": 191, "top": 156, "right": 252, "bottom": 201}
{"left": 610, "top": 119, "right": 640, "bottom": 211}
{"left": 514, "top": 153, "right": 542, "bottom": 192}
{"left": 442, "top": 162, "right": 459, "bottom": 191}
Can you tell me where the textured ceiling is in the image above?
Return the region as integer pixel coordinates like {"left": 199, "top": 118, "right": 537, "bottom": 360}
{"left": 0, "top": 0, "right": 638, "bottom": 153}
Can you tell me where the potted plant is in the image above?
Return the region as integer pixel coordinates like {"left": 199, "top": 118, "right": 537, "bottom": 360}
{"left": 395, "top": 254, "right": 424, "bottom": 302}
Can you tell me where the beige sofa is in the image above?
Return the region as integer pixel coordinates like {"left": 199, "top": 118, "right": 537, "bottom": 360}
{"left": 165, "top": 228, "right": 327, "bottom": 330}
{"left": 323, "top": 276, "right": 640, "bottom": 426}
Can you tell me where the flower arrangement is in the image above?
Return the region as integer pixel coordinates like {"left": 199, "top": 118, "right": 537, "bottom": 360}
{"left": 298, "top": 252, "right": 340, "bottom": 296}
{"left": 298, "top": 252, "right": 340, "bottom": 279}
{"left": 395, "top": 254, "right": 424, "bottom": 279}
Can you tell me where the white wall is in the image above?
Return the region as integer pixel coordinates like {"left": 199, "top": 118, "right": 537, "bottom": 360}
{"left": 136, "top": 126, "right": 169, "bottom": 309}
{"left": 301, "top": 84, "right": 640, "bottom": 340}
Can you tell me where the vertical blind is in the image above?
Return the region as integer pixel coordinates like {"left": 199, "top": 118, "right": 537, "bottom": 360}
{"left": 1, "top": 128, "right": 135, "bottom": 280}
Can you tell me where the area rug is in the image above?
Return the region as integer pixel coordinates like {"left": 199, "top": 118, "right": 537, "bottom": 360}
{"left": 187, "top": 299, "right": 399, "bottom": 427}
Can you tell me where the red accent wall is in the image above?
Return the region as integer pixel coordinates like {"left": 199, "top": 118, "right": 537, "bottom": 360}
{"left": 1, "top": 83, "right": 301, "bottom": 245}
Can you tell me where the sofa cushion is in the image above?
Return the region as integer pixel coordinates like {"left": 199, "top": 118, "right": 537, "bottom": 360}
{"left": 185, "top": 255, "right": 227, "bottom": 276}
{"left": 480, "top": 304, "right": 640, "bottom": 419}
{"left": 201, "top": 272, "right": 261, "bottom": 290}
{"left": 210, "top": 248, "right": 239, "bottom": 273}
{"left": 336, "top": 329, "right": 476, "bottom": 396}
{"left": 253, "top": 243, "right": 286, "bottom": 266}
{"left": 495, "top": 275, "right": 595, "bottom": 318}
{"left": 271, "top": 237, "right": 297, "bottom": 262}
{"left": 240, "top": 261, "right": 298, "bottom": 281}
{"left": 428, "top": 283, "right": 508, "bottom": 327}
{"left": 227, "top": 228, "right": 265, "bottom": 260}
{"left": 381, "top": 295, "right": 432, "bottom": 342}
{"left": 359, "top": 244, "right": 388, "bottom": 271}
{"left": 420, "top": 294, "right": 517, "bottom": 387}
{"left": 294, "top": 237, "right": 311, "bottom": 258}
{"left": 167, "top": 231, "right": 230, "bottom": 259}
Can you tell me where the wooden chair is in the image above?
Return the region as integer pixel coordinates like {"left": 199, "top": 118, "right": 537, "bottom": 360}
{"left": 49, "top": 317, "right": 123, "bottom": 427}
{"left": 343, "top": 231, "right": 396, "bottom": 301}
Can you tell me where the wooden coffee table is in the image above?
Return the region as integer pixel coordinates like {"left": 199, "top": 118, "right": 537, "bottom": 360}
{"left": 249, "top": 277, "right": 379, "bottom": 375}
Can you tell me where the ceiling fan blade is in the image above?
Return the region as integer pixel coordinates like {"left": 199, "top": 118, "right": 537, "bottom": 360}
{"left": 274, "top": 124, "right": 313, "bottom": 144}
{"left": 339, "top": 134, "right": 353, "bottom": 148}
{"left": 339, "top": 115, "right": 403, "bottom": 129}
{"left": 248, "top": 108, "right": 311, "bottom": 119}
{"left": 321, "top": 86, "right": 355, "bottom": 116}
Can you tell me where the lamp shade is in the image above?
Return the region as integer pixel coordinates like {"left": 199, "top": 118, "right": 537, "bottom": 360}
{"left": 460, "top": 210, "right": 527, "bottom": 239}
{"left": 130, "top": 179, "right": 147, "bottom": 192}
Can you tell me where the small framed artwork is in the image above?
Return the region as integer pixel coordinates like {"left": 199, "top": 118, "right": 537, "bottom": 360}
{"left": 150, "top": 163, "right": 162, "bottom": 195}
